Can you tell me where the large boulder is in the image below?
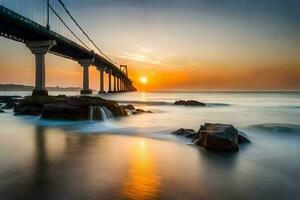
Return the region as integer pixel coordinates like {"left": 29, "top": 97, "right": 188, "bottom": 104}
{"left": 14, "top": 95, "right": 127, "bottom": 120}
{"left": 194, "top": 123, "right": 239, "bottom": 152}
{"left": 174, "top": 100, "right": 206, "bottom": 106}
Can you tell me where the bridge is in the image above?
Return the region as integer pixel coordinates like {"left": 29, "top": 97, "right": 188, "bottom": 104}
{"left": 0, "top": 0, "right": 136, "bottom": 95}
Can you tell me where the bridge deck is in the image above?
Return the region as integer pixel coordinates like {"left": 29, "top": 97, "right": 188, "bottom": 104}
{"left": 0, "top": 5, "right": 130, "bottom": 82}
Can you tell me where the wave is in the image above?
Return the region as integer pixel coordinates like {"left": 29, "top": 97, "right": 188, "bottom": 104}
{"left": 248, "top": 123, "right": 300, "bottom": 134}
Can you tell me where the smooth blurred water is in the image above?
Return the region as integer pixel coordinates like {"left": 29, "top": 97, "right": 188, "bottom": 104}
{"left": 0, "top": 91, "right": 300, "bottom": 200}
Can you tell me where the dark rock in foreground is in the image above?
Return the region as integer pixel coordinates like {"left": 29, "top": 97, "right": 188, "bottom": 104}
{"left": 14, "top": 96, "right": 127, "bottom": 120}
{"left": 0, "top": 109, "right": 5, "bottom": 113}
{"left": 194, "top": 123, "right": 239, "bottom": 152}
{"left": 174, "top": 100, "right": 206, "bottom": 106}
{"left": 172, "top": 123, "right": 250, "bottom": 152}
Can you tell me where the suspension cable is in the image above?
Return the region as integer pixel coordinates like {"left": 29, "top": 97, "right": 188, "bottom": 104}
{"left": 57, "top": 0, "right": 117, "bottom": 64}
{"left": 48, "top": 4, "right": 91, "bottom": 50}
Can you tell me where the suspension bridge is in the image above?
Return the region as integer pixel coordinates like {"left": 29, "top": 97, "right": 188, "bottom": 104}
{"left": 0, "top": 0, "right": 136, "bottom": 95}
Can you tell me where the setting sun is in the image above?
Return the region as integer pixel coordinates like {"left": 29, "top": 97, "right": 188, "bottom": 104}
{"left": 140, "top": 76, "right": 148, "bottom": 85}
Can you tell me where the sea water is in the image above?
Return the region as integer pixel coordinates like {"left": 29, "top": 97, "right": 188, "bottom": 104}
{"left": 0, "top": 91, "right": 300, "bottom": 200}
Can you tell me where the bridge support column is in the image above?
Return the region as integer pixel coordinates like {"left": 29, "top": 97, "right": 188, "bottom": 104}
{"left": 26, "top": 40, "right": 56, "bottom": 96}
{"left": 117, "top": 77, "right": 120, "bottom": 92}
{"left": 113, "top": 75, "right": 117, "bottom": 92}
{"left": 108, "top": 69, "right": 112, "bottom": 93}
{"left": 98, "top": 68, "right": 105, "bottom": 94}
{"left": 79, "top": 58, "right": 94, "bottom": 95}
{"left": 121, "top": 80, "right": 124, "bottom": 92}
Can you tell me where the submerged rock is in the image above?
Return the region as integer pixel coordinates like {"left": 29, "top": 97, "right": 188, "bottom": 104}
{"left": 14, "top": 96, "right": 127, "bottom": 120}
{"left": 132, "top": 108, "right": 152, "bottom": 115}
{"left": 174, "top": 100, "right": 206, "bottom": 106}
{"left": 122, "top": 104, "right": 135, "bottom": 110}
{"left": 171, "top": 128, "right": 197, "bottom": 138}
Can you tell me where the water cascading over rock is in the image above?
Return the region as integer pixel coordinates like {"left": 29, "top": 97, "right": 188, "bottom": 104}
{"left": 89, "top": 106, "right": 113, "bottom": 121}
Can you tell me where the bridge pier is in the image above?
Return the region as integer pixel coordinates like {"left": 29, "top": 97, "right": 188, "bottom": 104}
{"left": 108, "top": 69, "right": 112, "bottom": 93}
{"left": 121, "top": 80, "right": 124, "bottom": 92}
{"left": 113, "top": 75, "right": 117, "bottom": 92}
{"left": 117, "top": 77, "right": 120, "bottom": 92}
{"left": 26, "top": 40, "right": 56, "bottom": 96}
{"left": 98, "top": 67, "right": 106, "bottom": 94}
{"left": 79, "top": 58, "right": 94, "bottom": 95}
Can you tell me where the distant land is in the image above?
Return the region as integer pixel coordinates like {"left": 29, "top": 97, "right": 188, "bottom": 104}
{"left": 0, "top": 84, "right": 81, "bottom": 91}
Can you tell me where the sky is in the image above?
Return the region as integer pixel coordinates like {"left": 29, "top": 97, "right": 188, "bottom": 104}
{"left": 0, "top": 0, "right": 299, "bottom": 91}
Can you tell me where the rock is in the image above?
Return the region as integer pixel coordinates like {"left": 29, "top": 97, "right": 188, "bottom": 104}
{"left": 14, "top": 95, "right": 127, "bottom": 120}
{"left": 42, "top": 103, "right": 86, "bottom": 120}
{"left": 122, "top": 104, "right": 135, "bottom": 110}
{"left": 132, "top": 108, "right": 152, "bottom": 115}
{"left": 238, "top": 131, "right": 250, "bottom": 143}
{"left": 171, "top": 128, "right": 197, "bottom": 138}
{"left": 0, "top": 109, "right": 5, "bottom": 113}
{"left": 174, "top": 100, "right": 206, "bottom": 106}
{"left": 194, "top": 123, "right": 239, "bottom": 152}
{"left": 2, "top": 102, "right": 17, "bottom": 109}
{"left": 0, "top": 96, "right": 22, "bottom": 109}
{"left": 0, "top": 96, "right": 21, "bottom": 103}
{"left": 14, "top": 106, "right": 42, "bottom": 116}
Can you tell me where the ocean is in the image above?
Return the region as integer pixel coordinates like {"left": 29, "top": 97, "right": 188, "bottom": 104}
{"left": 0, "top": 91, "right": 300, "bottom": 200}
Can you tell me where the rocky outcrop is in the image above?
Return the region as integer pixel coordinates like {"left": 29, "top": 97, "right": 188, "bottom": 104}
{"left": 171, "top": 123, "right": 250, "bottom": 152}
{"left": 122, "top": 104, "right": 135, "bottom": 110}
{"left": 174, "top": 100, "right": 206, "bottom": 106}
{"left": 14, "top": 96, "right": 127, "bottom": 120}
{"left": 121, "top": 104, "right": 152, "bottom": 115}
{"left": 0, "top": 96, "right": 22, "bottom": 109}
{"left": 171, "top": 128, "right": 197, "bottom": 138}
{"left": 132, "top": 109, "right": 152, "bottom": 115}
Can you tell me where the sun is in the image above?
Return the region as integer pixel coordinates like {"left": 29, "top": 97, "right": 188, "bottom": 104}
{"left": 139, "top": 76, "right": 148, "bottom": 85}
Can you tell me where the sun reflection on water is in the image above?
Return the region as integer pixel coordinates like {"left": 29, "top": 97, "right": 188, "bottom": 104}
{"left": 122, "top": 138, "right": 160, "bottom": 200}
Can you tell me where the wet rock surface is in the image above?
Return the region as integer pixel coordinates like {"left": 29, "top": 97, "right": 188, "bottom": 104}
{"left": 132, "top": 109, "right": 152, "bottom": 115}
{"left": 172, "top": 123, "right": 250, "bottom": 152}
{"left": 14, "top": 96, "right": 127, "bottom": 120}
{"left": 0, "top": 109, "right": 5, "bottom": 113}
{"left": 121, "top": 104, "right": 152, "bottom": 115}
{"left": 122, "top": 104, "right": 135, "bottom": 110}
{"left": 174, "top": 100, "right": 206, "bottom": 106}
{"left": 171, "top": 128, "right": 197, "bottom": 138}
{"left": 0, "top": 96, "right": 22, "bottom": 109}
